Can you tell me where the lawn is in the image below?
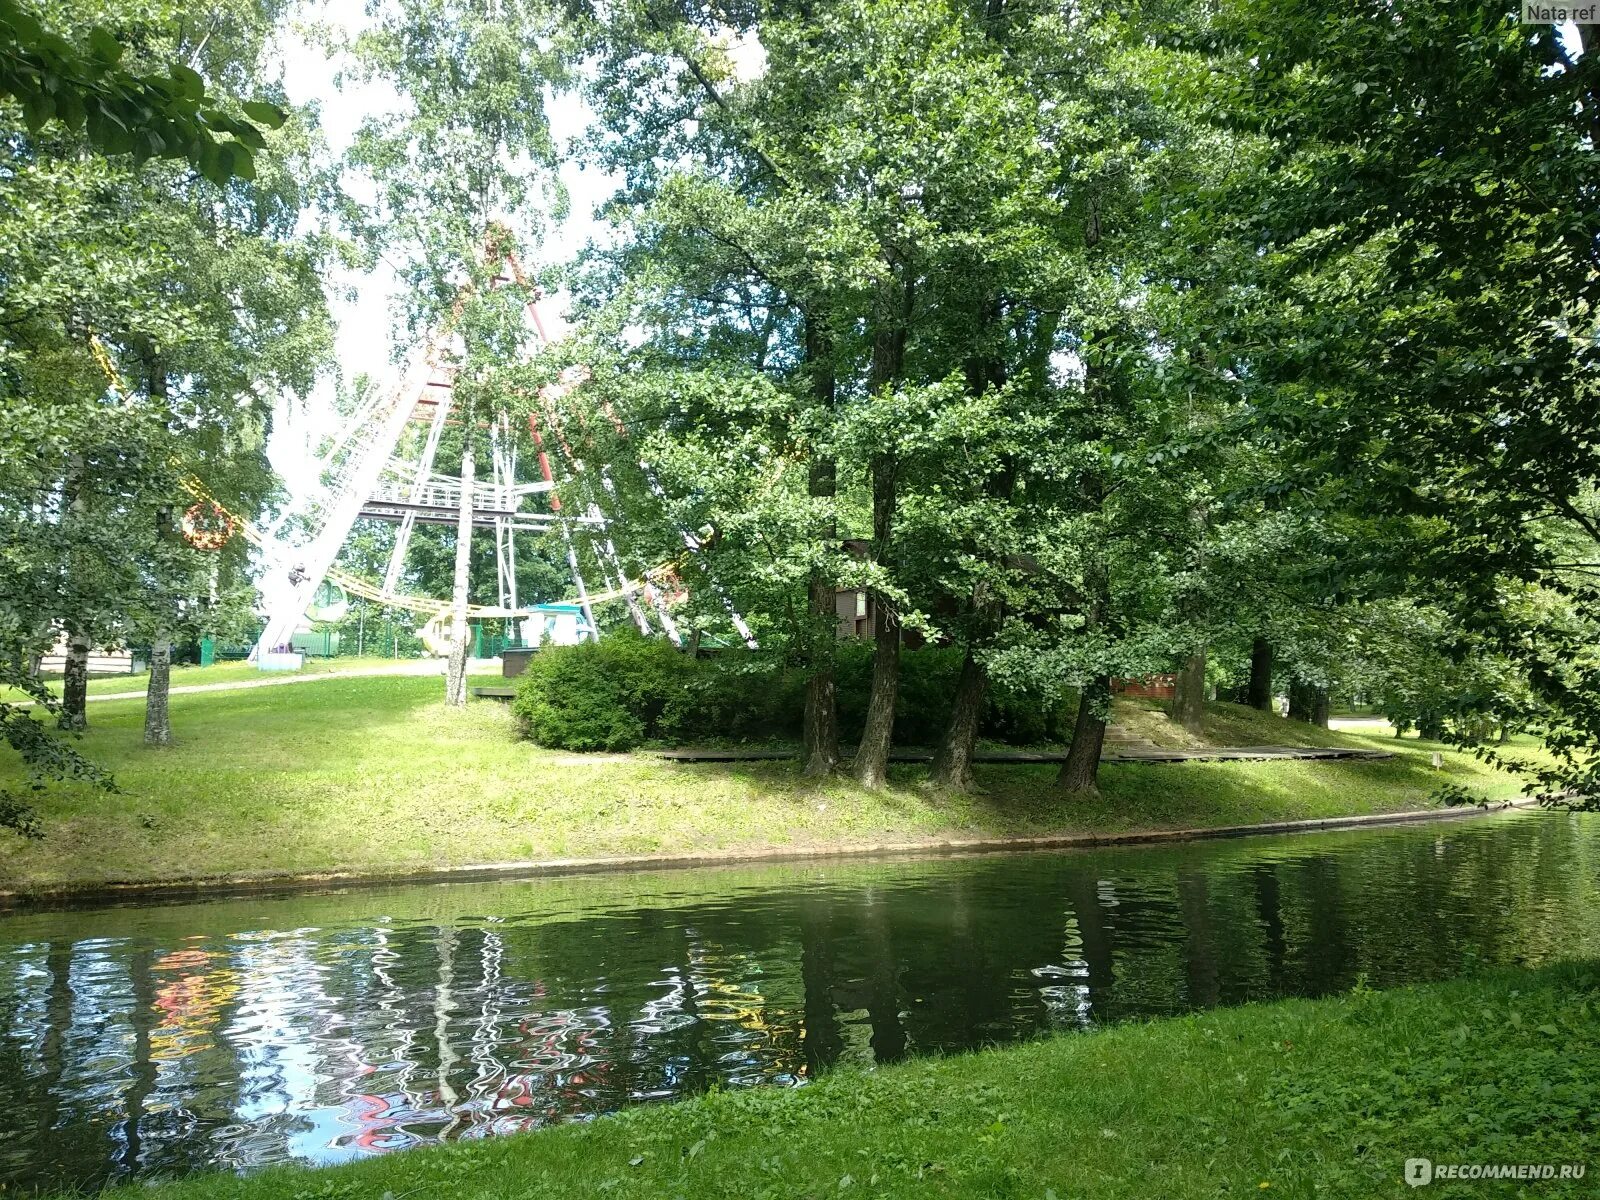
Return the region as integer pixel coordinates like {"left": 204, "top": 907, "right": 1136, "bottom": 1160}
{"left": 69, "top": 959, "right": 1600, "bottom": 1200}
{"left": 3, "top": 655, "right": 434, "bottom": 701}
{"left": 0, "top": 675, "right": 1542, "bottom": 896}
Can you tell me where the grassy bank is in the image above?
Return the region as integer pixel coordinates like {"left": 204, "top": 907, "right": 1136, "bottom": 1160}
{"left": 72, "top": 960, "right": 1600, "bottom": 1200}
{"left": 0, "top": 675, "right": 1539, "bottom": 894}
{"left": 2, "top": 656, "right": 433, "bottom": 701}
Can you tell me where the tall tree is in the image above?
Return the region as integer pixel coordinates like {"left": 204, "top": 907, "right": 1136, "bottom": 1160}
{"left": 350, "top": 0, "right": 569, "bottom": 706}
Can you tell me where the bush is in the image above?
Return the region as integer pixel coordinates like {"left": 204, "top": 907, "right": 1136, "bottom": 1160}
{"left": 514, "top": 633, "right": 1071, "bottom": 752}
{"left": 512, "top": 633, "right": 688, "bottom": 751}
{"left": 662, "top": 653, "right": 804, "bottom": 743}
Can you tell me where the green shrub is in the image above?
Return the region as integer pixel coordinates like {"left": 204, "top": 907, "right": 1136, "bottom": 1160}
{"left": 514, "top": 633, "right": 1070, "bottom": 752}
{"left": 662, "top": 653, "right": 804, "bottom": 743}
{"left": 512, "top": 633, "right": 689, "bottom": 751}
{"left": 836, "top": 643, "right": 1070, "bottom": 745}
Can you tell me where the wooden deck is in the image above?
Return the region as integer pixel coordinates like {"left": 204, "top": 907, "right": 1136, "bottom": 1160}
{"left": 653, "top": 746, "right": 1395, "bottom": 765}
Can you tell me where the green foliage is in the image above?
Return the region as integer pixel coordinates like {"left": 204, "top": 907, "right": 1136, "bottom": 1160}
{"left": 512, "top": 634, "right": 685, "bottom": 751}
{"left": 514, "top": 634, "right": 1075, "bottom": 752}
{"left": 0, "top": 669, "right": 115, "bottom": 837}
{"left": 0, "top": 0, "right": 283, "bottom": 181}
{"left": 0, "top": 0, "right": 332, "bottom": 805}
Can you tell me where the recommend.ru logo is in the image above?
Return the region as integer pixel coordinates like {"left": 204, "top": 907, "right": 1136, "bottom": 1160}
{"left": 1404, "top": 1158, "right": 1587, "bottom": 1187}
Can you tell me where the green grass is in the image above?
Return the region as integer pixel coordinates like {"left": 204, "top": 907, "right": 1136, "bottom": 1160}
{"left": 0, "top": 676, "right": 1541, "bottom": 895}
{"left": 71, "top": 960, "right": 1600, "bottom": 1200}
{"left": 3, "top": 655, "right": 433, "bottom": 701}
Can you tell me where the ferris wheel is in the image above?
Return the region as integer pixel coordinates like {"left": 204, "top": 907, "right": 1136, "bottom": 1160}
{"left": 252, "top": 245, "right": 755, "bottom": 663}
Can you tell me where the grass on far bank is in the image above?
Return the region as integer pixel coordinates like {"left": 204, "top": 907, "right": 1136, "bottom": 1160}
{"left": 2, "top": 655, "right": 434, "bottom": 701}
{"left": 72, "top": 960, "right": 1600, "bottom": 1200}
{"left": 0, "top": 674, "right": 1543, "bottom": 895}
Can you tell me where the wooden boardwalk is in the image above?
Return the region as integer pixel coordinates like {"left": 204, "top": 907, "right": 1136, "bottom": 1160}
{"left": 654, "top": 746, "right": 1394, "bottom": 765}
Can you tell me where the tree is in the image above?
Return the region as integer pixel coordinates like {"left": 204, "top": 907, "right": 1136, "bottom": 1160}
{"left": 0, "top": 0, "right": 286, "bottom": 181}
{"left": 0, "top": 0, "right": 330, "bottom": 822}
{"left": 1178, "top": 2, "right": 1600, "bottom": 795}
{"left": 349, "top": 0, "right": 569, "bottom": 707}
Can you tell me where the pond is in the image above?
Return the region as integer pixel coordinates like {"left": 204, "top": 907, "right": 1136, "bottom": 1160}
{"left": 2, "top": 810, "right": 1597, "bottom": 1194}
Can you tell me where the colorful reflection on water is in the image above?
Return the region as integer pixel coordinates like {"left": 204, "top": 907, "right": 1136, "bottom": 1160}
{"left": 1, "top": 810, "right": 1596, "bottom": 1193}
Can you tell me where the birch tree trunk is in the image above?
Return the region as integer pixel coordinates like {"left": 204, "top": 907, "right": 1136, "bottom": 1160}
{"left": 59, "top": 457, "right": 89, "bottom": 731}
{"left": 144, "top": 492, "right": 176, "bottom": 746}
{"left": 446, "top": 434, "right": 476, "bottom": 708}
{"left": 143, "top": 633, "right": 172, "bottom": 745}
{"left": 59, "top": 632, "right": 89, "bottom": 732}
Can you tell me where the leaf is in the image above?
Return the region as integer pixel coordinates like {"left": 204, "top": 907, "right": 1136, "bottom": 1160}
{"left": 88, "top": 25, "right": 123, "bottom": 64}
{"left": 200, "top": 141, "right": 231, "bottom": 187}
{"left": 55, "top": 86, "right": 84, "bottom": 131}
{"left": 169, "top": 63, "right": 205, "bottom": 101}
{"left": 242, "top": 99, "right": 287, "bottom": 129}
{"left": 4, "top": 9, "right": 43, "bottom": 44}
{"left": 21, "top": 88, "right": 53, "bottom": 133}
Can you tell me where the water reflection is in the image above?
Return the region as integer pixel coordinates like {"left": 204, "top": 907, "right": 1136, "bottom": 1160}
{"left": 1, "top": 811, "right": 1596, "bottom": 1193}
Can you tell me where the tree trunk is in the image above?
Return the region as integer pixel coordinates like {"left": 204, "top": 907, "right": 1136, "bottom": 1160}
{"left": 1287, "top": 679, "right": 1311, "bottom": 722}
{"left": 1247, "top": 636, "right": 1274, "bottom": 711}
{"left": 1059, "top": 675, "right": 1111, "bottom": 793}
{"left": 445, "top": 433, "right": 476, "bottom": 708}
{"left": 144, "top": 493, "right": 176, "bottom": 746}
{"left": 851, "top": 282, "right": 911, "bottom": 789}
{"left": 59, "top": 456, "right": 89, "bottom": 731}
{"left": 59, "top": 631, "right": 89, "bottom": 731}
{"left": 1288, "top": 680, "right": 1329, "bottom": 728}
{"left": 929, "top": 642, "right": 988, "bottom": 791}
{"left": 930, "top": 337, "right": 1011, "bottom": 794}
{"left": 143, "top": 632, "right": 172, "bottom": 745}
{"left": 1173, "top": 648, "right": 1207, "bottom": 734}
{"left": 852, "top": 561, "right": 900, "bottom": 789}
{"left": 801, "top": 574, "right": 840, "bottom": 776}
{"left": 801, "top": 318, "right": 839, "bottom": 778}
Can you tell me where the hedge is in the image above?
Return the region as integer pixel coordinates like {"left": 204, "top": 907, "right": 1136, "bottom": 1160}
{"left": 511, "top": 632, "right": 1070, "bottom": 752}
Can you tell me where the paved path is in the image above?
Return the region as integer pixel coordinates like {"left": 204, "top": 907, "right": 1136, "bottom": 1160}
{"left": 656, "top": 746, "right": 1395, "bottom": 765}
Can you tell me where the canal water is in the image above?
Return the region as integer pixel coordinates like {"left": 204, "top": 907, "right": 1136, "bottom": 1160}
{"left": 1, "top": 810, "right": 1596, "bottom": 1193}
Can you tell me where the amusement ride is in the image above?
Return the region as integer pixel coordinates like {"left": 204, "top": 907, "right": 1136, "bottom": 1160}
{"left": 93, "top": 238, "right": 757, "bottom": 666}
